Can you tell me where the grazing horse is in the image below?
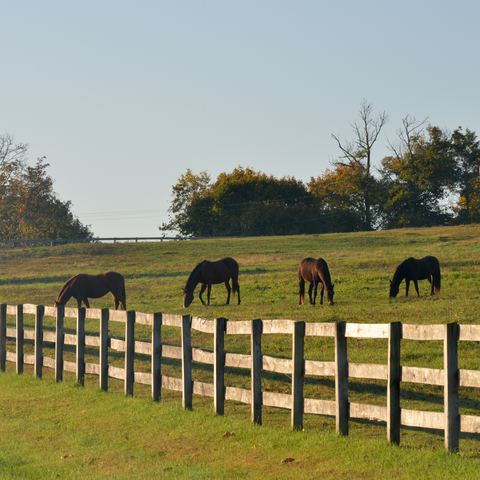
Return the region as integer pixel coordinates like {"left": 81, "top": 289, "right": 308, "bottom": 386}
{"left": 183, "top": 257, "right": 240, "bottom": 308}
{"left": 54, "top": 271, "right": 126, "bottom": 310}
{"left": 298, "top": 257, "right": 334, "bottom": 306}
{"left": 389, "top": 256, "right": 441, "bottom": 298}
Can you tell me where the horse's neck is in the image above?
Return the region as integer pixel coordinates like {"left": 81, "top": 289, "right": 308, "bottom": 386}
{"left": 392, "top": 265, "right": 405, "bottom": 284}
{"left": 186, "top": 268, "right": 202, "bottom": 291}
{"left": 57, "top": 288, "right": 73, "bottom": 305}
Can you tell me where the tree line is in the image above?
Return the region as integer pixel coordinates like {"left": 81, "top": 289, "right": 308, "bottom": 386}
{"left": 0, "top": 134, "right": 93, "bottom": 241}
{"left": 161, "top": 102, "right": 480, "bottom": 237}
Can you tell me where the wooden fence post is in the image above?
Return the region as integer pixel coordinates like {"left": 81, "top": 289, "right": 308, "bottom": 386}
{"left": 55, "top": 305, "right": 64, "bottom": 382}
{"left": 76, "top": 307, "right": 86, "bottom": 386}
{"left": 0, "top": 304, "right": 6, "bottom": 372}
{"left": 152, "top": 313, "right": 162, "bottom": 402}
{"left": 387, "top": 321, "right": 402, "bottom": 444}
{"left": 214, "top": 317, "right": 226, "bottom": 415}
{"left": 292, "top": 321, "right": 305, "bottom": 430}
{"left": 124, "top": 310, "right": 135, "bottom": 396}
{"left": 16, "top": 304, "right": 24, "bottom": 375}
{"left": 99, "top": 308, "right": 109, "bottom": 392}
{"left": 251, "top": 319, "right": 263, "bottom": 425}
{"left": 445, "top": 322, "right": 460, "bottom": 452}
{"left": 335, "top": 321, "right": 348, "bottom": 436}
{"left": 34, "top": 305, "right": 44, "bottom": 379}
{"left": 182, "top": 315, "right": 193, "bottom": 410}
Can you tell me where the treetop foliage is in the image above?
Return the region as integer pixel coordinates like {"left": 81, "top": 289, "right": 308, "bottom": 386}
{"left": 162, "top": 105, "right": 480, "bottom": 237}
{"left": 0, "top": 134, "right": 93, "bottom": 241}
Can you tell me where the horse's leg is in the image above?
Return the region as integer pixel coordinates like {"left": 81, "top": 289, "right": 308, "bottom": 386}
{"left": 113, "top": 294, "right": 119, "bottom": 310}
{"left": 199, "top": 284, "right": 207, "bottom": 305}
{"left": 429, "top": 276, "right": 434, "bottom": 295}
{"left": 83, "top": 298, "right": 90, "bottom": 309}
{"left": 308, "top": 282, "right": 314, "bottom": 305}
{"left": 224, "top": 281, "right": 231, "bottom": 305}
{"left": 207, "top": 284, "right": 212, "bottom": 305}
{"left": 413, "top": 280, "right": 420, "bottom": 296}
{"left": 313, "top": 281, "right": 318, "bottom": 305}
{"left": 405, "top": 280, "right": 410, "bottom": 297}
{"left": 320, "top": 283, "right": 325, "bottom": 305}
{"left": 233, "top": 278, "right": 241, "bottom": 305}
{"left": 299, "top": 279, "right": 305, "bottom": 305}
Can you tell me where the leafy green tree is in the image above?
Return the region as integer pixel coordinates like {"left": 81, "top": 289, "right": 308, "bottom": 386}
{"left": 450, "top": 127, "right": 480, "bottom": 223}
{"left": 381, "top": 122, "right": 458, "bottom": 228}
{"left": 0, "top": 135, "right": 93, "bottom": 240}
{"left": 331, "top": 101, "right": 388, "bottom": 230}
{"left": 162, "top": 166, "right": 321, "bottom": 236}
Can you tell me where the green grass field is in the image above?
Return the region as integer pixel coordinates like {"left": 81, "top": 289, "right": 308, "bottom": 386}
{"left": 1, "top": 225, "right": 480, "bottom": 479}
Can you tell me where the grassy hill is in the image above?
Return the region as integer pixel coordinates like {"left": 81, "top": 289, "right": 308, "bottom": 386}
{"left": 1, "top": 225, "right": 480, "bottom": 478}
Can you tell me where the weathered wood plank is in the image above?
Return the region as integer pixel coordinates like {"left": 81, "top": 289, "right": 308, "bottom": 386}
{"left": 162, "top": 375, "right": 183, "bottom": 392}
{"left": 460, "top": 414, "right": 480, "bottom": 434}
{"left": 109, "top": 365, "right": 125, "bottom": 381}
{"left": 64, "top": 360, "right": 76, "bottom": 373}
{"left": 6, "top": 351, "right": 16, "bottom": 362}
{"left": 444, "top": 322, "right": 460, "bottom": 452}
{"left": 76, "top": 308, "right": 86, "bottom": 386}
{"left": 162, "top": 345, "right": 182, "bottom": 360}
{"left": 163, "top": 314, "right": 183, "bottom": 328}
{"left": 226, "top": 320, "right": 251, "bottom": 335}
{"left": 263, "top": 391, "right": 291, "bottom": 410}
{"left": 55, "top": 306, "right": 64, "bottom": 382}
{"left": 335, "top": 321, "right": 348, "bottom": 436}
{"left": 43, "top": 331, "right": 56, "bottom": 343}
{"left": 135, "top": 312, "right": 154, "bottom": 326}
{"left": 349, "top": 363, "right": 388, "bottom": 380}
{"left": 64, "top": 333, "right": 77, "bottom": 345}
{"left": 193, "top": 380, "right": 214, "bottom": 397}
{"left": 459, "top": 369, "right": 480, "bottom": 388}
{"left": 214, "top": 317, "right": 226, "bottom": 415}
{"left": 305, "top": 360, "right": 335, "bottom": 377}
{"left": 43, "top": 356, "right": 55, "bottom": 369}
{"left": 401, "top": 408, "right": 444, "bottom": 430}
{"left": 459, "top": 325, "right": 480, "bottom": 342}
{"left": 262, "top": 320, "right": 294, "bottom": 335}
{"left": 345, "top": 323, "right": 389, "bottom": 339}
{"left": 182, "top": 315, "right": 193, "bottom": 410}
{"left": 124, "top": 311, "right": 135, "bottom": 396}
{"left": 24, "top": 354, "right": 35, "bottom": 365}
{"left": 192, "top": 347, "right": 214, "bottom": 365}
{"left": 251, "top": 319, "right": 263, "bottom": 425}
{"left": 401, "top": 366, "right": 444, "bottom": 386}
{"left": 134, "top": 340, "right": 152, "bottom": 355}
{"left": 350, "top": 403, "right": 387, "bottom": 422}
{"left": 262, "top": 355, "right": 292, "bottom": 375}
{"left": 34, "top": 305, "right": 44, "bottom": 379}
{"left": 110, "top": 310, "right": 129, "bottom": 323}
{"left": 402, "top": 324, "right": 444, "bottom": 341}
{"left": 85, "top": 336, "right": 100, "bottom": 347}
{"left": 225, "top": 386, "right": 251, "bottom": 404}
{"left": 304, "top": 398, "right": 336, "bottom": 416}
{"left": 388, "top": 322, "right": 401, "bottom": 445}
{"left": 152, "top": 313, "right": 162, "bottom": 402}
{"left": 134, "top": 371, "right": 152, "bottom": 385}
{"left": 191, "top": 317, "right": 215, "bottom": 334}
{"left": 110, "top": 338, "right": 125, "bottom": 352}
{"left": 86, "top": 363, "right": 100, "bottom": 375}
{"left": 99, "top": 308, "right": 109, "bottom": 392}
{"left": 292, "top": 321, "right": 305, "bottom": 430}
{"left": 304, "top": 322, "right": 335, "bottom": 337}
{"left": 225, "top": 353, "right": 251, "bottom": 369}
{"left": 0, "top": 304, "right": 6, "bottom": 372}
{"left": 16, "top": 305, "right": 24, "bottom": 374}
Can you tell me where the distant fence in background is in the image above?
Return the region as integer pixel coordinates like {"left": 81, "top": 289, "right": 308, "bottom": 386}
{"left": 0, "top": 237, "right": 190, "bottom": 248}
{"left": 2, "top": 303, "right": 480, "bottom": 453}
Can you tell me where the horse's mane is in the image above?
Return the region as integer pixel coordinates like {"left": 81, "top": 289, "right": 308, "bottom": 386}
{"left": 185, "top": 261, "right": 206, "bottom": 290}
{"left": 316, "top": 258, "right": 332, "bottom": 287}
{"left": 56, "top": 274, "right": 81, "bottom": 299}
{"left": 392, "top": 258, "right": 413, "bottom": 285}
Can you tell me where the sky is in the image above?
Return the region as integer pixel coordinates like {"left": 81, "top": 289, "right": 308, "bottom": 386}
{"left": 2, "top": 1, "right": 479, "bottom": 238}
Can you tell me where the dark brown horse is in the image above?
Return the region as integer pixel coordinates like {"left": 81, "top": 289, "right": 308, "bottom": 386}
{"left": 298, "top": 257, "right": 334, "bottom": 306}
{"left": 54, "top": 271, "right": 126, "bottom": 309}
{"left": 389, "top": 256, "right": 441, "bottom": 298}
{"left": 183, "top": 257, "right": 240, "bottom": 308}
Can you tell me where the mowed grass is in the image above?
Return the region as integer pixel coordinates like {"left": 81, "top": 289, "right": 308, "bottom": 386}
{"left": 1, "top": 224, "right": 480, "bottom": 478}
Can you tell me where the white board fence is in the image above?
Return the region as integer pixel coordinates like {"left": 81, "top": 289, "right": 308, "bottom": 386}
{"left": 1, "top": 303, "right": 480, "bottom": 453}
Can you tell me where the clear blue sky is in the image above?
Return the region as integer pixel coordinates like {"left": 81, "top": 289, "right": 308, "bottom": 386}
{"left": 2, "top": 1, "right": 479, "bottom": 237}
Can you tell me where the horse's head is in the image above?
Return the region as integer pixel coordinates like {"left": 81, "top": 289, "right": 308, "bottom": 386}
{"left": 183, "top": 288, "right": 194, "bottom": 308}
{"left": 389, "top": 280, "right": 399, "bottom": 298}
{"left": 327, "top": 284, "right": 335, "bottom": 305}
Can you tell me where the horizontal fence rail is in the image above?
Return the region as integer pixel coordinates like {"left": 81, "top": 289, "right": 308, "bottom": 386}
{"left": 0, "top": 237, "right": 190, "bottom": 248}
{"left": 1, "top": 303, "right": 480, "bottom": 452}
